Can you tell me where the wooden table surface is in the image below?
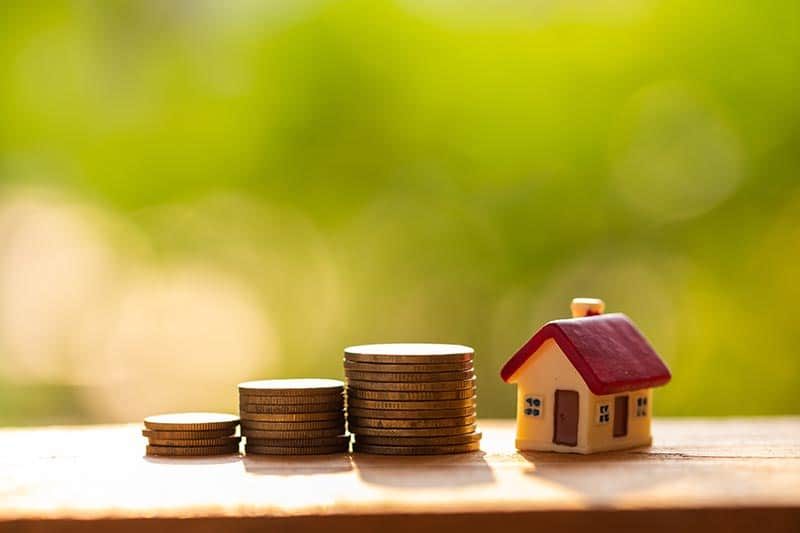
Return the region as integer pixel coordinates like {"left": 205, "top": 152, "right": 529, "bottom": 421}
{"left": 1, "top": 418, "right": 798, "bottom": 533}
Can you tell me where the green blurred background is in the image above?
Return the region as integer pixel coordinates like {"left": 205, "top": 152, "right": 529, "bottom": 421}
{"left": 0, "top": 0, "right": 798, "bottom": 425}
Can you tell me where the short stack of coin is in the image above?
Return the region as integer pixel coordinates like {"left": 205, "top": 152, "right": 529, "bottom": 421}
{"left": 238, "top": 379, "right": 349, "bottom": 455}
{"left": 143, "top": 412, "right": 241, "bottom": 457}
{"left": 345, "top": 344, "right": 481, "bottom": 455}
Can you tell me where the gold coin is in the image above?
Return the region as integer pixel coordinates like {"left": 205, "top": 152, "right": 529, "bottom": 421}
{"left": 245, "top": 444, "right": 348, "bottom": 455}
{"left": 238, "top": 401, "right": 343, "bottom": 414}
{"left": 238, "top": 379, "right": 344, "bottom": 396}
{"left": 344, "top": 369, "right": 474, "bottom": 383}
{"left": 347, "top": 397, "right": 476, "bottom": 410}
{"left": 355, "top": 431, "right": 481, "bottom": 446}
{"left": 343, "top": 360, "right": 474, "bottom": 373}
{"left": 348, "top": 424, "right": 478, "bottom": 437}
{"left": 347, "top": 415, "right": 476, "bottom": 429}
{"left": 238, "top": 392, "right": 343, "bottom": 405}
{"left": 241, "top": 419, "right": 346, "bottom": 431}
{"left": 240, "top": 410, "right": 344, "bottom": 422}
{"left": 346, "top": 378, "right": 476, "bottom": 392}
{"left": 146, "top": 444, "right": 240, "bottom": 457}
{"left": 245, "top": 434, "right": 350, "bottom": 448}
{"left": 347, "top": 406, "right": 475, "bottom": 419}
{"left": 345, "top": 343, "right": 474, "bottom": 364}
{"left": 353, "top": 441, "right": 481, "bottom": 455}
{"left": 147, "top": 436, "right": 241, "bottom": 447}
{"left": 346, "top": 388, "right": 475, "bottom": 401}
{"left": 143, "top": 412, "right": 239, "bottom": 431}
{"left": 242, "top": 427, "right": 346, "bottom": 439}
{"left": 141, "top": 428, "right": 236, "bottom": 440}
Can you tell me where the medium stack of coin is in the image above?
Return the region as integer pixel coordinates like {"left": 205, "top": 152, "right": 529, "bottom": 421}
{"left": 238, "top": 379, "right": 349, "bottom": 455}
{"left": 143, "top": 412, "right": 241, "bottom": 457}
{"left": 345, "top": 344, "right": 481, "bottom": 455}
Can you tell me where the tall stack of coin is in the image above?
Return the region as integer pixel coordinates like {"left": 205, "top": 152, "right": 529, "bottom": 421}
{"left": 238, "top": 379, "right": 349, "bottom": 455}
{"left": 143, "top": 412, "right": 241, "bottom": 457}
{"left": 345, "top": 344, "right": 481, "bottom": 455}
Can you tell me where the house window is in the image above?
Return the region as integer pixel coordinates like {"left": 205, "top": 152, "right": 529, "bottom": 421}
{"left": 635, "top": 395, "right": 648, "bottom": 417}
{"left": 523, "top": 395, "right": 543, "bottom": 417}
{"left": 596, "top": 402, "right": 611, "bottom": 424}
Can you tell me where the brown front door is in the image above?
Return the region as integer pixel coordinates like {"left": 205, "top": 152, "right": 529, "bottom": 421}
{"left": 614, "top": 395, "right": 629, "bottom": 437}
{"left": 553, "top": 390, "right": 579, "bottom": 446}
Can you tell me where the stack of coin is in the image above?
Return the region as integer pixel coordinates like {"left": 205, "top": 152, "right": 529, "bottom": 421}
{"left": 345, "top": 343, "right": 481, "bottom": 455}
{"left": 238, "top": 379, "right": 349, "bottom": 455}
{"left": 143, "top": 412, "right": 241, "bottom": 457}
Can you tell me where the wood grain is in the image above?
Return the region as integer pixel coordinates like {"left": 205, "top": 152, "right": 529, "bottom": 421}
{"left": 1, "top": 418, "right": 798, "bottom": 533}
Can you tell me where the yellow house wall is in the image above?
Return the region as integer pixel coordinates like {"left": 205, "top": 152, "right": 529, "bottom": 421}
{"left": 584, "top": 388, "right": 653, "bottom": 453}
{"left": 508, "top": 338, "right": 654, "bottom": 454}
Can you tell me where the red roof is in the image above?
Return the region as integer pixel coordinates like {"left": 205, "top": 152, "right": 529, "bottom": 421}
{"left": 500, "top": 313, "right": 671, "bottom": 395}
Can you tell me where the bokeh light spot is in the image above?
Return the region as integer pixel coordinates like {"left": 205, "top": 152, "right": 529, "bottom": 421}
{"left": 611, "top": 82, "right": 744, "bottom": 222}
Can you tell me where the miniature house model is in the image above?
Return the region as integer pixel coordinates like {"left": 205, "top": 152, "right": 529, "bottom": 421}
{"left": 500, "top": 298, "right": 671, "bottom": 454}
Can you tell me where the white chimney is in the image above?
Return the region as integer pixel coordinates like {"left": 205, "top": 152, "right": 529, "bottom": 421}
{"left": 570, "top": 297, "right": 605, "bottom": 318}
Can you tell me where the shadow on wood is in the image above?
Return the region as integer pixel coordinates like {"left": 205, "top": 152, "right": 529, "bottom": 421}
{"left": 143, "top": 454, "right": 242, "bottom": 466}
{"left": 352, "top": 451, "right": 494, "bottom": 487}
{"left": 242, "top": 454, "right": 353, "bottom": 475}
